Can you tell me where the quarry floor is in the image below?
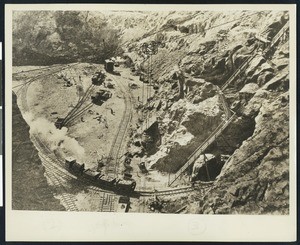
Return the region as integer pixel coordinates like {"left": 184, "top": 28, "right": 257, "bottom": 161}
{"left": 12, "top": 63, "right": 193, "bottom": 213}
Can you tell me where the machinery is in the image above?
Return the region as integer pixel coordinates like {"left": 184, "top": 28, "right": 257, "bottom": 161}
{"left": 92, "top": 70, "right": 106, "bottom": 85}
{"left": 55, "top": 118, "right": 65, "bottom": 129}
{"left": 91, "top": 89, "right": 112, "bottom": 104}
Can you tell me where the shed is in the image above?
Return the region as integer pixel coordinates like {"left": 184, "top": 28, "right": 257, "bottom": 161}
{"left": 105, "top": 59, "right": 114, "bottom": 73}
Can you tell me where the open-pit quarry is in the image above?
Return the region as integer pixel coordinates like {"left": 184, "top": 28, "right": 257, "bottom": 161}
{"left": 11, "top": 10, "right": 290, "bottom": 214}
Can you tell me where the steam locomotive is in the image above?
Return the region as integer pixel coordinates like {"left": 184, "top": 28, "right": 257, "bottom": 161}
{"left": 65, "top": 157, "right": 136, "bottom": 193}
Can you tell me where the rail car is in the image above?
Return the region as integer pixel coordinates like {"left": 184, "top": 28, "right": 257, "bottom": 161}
{"left": 65, "top": 157, "right": 85, "bottom": 174}
{"left": 97, "top": 175, "right": 117, "bottom": 189}
{"left": 65, "top": 157, "right": 136, "bottom": 193}
{"left": 116, "top": 179, "right": 136, "bottom": 192}
{"left": 82, "top": 169, "right": 101, "bottom": 180}
{"left": 92, "top": 71, "right": 106, "bottom": 85}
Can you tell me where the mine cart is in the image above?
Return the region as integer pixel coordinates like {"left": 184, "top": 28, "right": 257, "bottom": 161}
{"left": 55, "top": 118, "right": 65, "bottom": 129}
{"left": 82, "top": 169, "right": 101, "bottom": 180}
{"left": 104, "top": 59, "right": 114, "bottom": 73}
{"left": 97, "top": 175, "right": 117, "bottom": 188}
{"left": 116, "top": 179, "right": 137, "bottom": 192}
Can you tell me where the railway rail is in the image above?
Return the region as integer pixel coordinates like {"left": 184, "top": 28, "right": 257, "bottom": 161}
{"left": 12, "top": 63, "right": 63, "bottom": 76}
{"left": 14, "top": 64, "right": 117, "bottom": 211}
{"left": 104, "top": 74, "right": 133, "bottom": 178}
{"left": 138, "top": 181, "right": 213, "bottom": 197}
{"left": 14, "top": 63, "right": 222, "bottom": 213}
{"left": 13, "top": 63, "right": 77, "bottom": 91}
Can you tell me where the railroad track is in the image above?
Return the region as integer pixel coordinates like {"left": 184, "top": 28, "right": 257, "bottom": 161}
{"left": 32, "top": 134, "right": 115, "bottom": 195}
{"left": 14, "top": 64, "right": 215, "bottom": 212}
{"left": 44, "top": 170, "right": 79, "bottom": 212}
{"left": 105, "top": 74, "right": 133, "bottom": 178}
{"left": 14, "top": 63, "right": 116, "bottom": 212}
{"left": 100, "top": 192, "right": 116, "bottom": 212}
{"left": 138, "top": 182, "right": 213, "bottom": 197}
{"left": 16, "top": 64, "right": 78, "bottom": 112}
{"left": 35, "top": 142, "right": 79, "bottom": 211}
{"left": 13, "top": 63, "right": 77, "bottom": 91}
{"left": 33, "top": 131, "right": 117, "bottom": 211}
{"left": 13, "top": 63, "right": 63, "bottom": 76}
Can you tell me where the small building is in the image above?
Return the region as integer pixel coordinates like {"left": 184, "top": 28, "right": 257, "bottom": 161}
{"left": 105, "top": 59, "right": 114, "bottom": 73}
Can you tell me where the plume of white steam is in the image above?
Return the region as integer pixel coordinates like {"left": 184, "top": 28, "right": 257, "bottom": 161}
{"left": 23, "top": 112, "right": 85, "bottom": 162}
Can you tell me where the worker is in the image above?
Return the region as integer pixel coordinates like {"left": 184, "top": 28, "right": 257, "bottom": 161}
{"left": 110, "top": 108, "right": 115, "bottom": 115}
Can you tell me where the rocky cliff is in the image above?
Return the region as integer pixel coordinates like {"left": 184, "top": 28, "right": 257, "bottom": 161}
{"left": 124, "top": 10, "right": 289, "bottom": 214}
{"left": 12, "top": 10, "right": 290, "bottom": 214}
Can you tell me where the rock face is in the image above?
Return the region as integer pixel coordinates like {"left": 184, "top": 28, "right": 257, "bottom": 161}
{"left": 12, "top": 10, "right": 291, "bottom": 214}
{"left": 199, "top": 81, "right": 289, "bottom": 215}
{"left": 125, "top": 11, "right": 290, "bottom": 214}
{"left": 12, "top": 92, "right": 65, "bottom": 211}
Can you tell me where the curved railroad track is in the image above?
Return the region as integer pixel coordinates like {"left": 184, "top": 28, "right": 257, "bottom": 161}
{"left": 138, "top": 181, "right": 213, "bottom": 197}
{"left": 13, "top": 64, "right": 215, "bottom": 213}
{"left": 12, "top": 63, "right": 63, "bottom": 76}
{"left": 14, "top": 64, "right": 115, "bottom": 211}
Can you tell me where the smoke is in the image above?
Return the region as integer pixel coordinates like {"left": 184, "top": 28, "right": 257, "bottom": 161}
{"left": 23, "top": 112, "right": 85, "bottom": 162}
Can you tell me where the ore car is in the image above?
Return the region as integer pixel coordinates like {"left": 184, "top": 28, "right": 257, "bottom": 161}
{"left": 97, "top": 175, "right": 117, "bottom": 189}
{"left": 116, "top": 179, "right": 136, "bottom": 192}
{"left": 82, "top": 169, "right": 101, "bottom": 180}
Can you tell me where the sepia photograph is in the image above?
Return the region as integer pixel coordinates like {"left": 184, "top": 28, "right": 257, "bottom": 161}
{"left": 5, "top": 3, "right": 296, "bottom": 241}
